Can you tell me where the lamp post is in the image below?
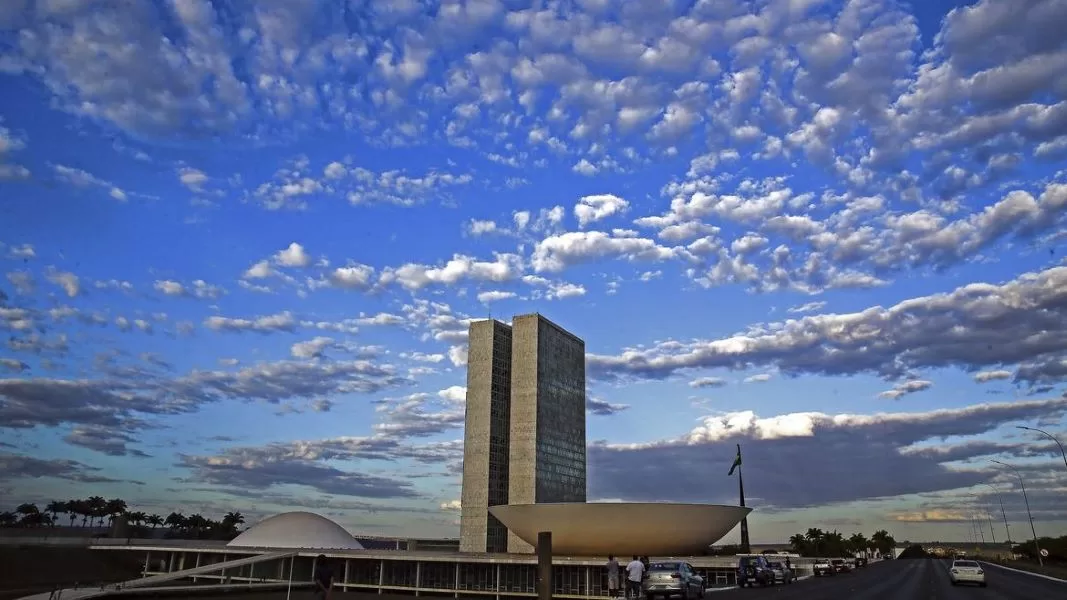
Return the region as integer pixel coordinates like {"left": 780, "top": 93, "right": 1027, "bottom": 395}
{"left": 990, "top": 459, "right": 1043, "bottom": 566}
{"left": 1016, "top": 426, "right": 1067, "bottom": 473}
{"left": 983, "top": 483, "right": 1012, "bottom": 548}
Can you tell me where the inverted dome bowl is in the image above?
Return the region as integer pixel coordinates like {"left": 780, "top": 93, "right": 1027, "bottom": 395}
{"left": 489, "top": 503, "right": 751, "bottom": 556}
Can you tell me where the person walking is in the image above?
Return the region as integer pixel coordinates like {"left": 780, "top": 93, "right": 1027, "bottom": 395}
{"left": 606, "top": 555, "right": 621, "bottom": 598}
{"left": 626, "top": 555, "right": 645, "bottom": 600}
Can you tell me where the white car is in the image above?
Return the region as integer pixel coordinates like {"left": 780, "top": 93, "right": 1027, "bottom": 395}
{"left": 812, "top": 559, "right": 834, "bottom": 577}
{"left": 949, "top": 560, "right": 986, "bottom": 587}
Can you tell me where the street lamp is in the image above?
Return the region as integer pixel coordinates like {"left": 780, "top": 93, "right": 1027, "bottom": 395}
{"left": 983, "top": 483, "right": 1012, "bottom": 547}
{"left": 971, "top": 496, "right": 996, "bottom": 545}
{"left": 990, "top": 459, "right": 1043, "bottom": 566}
{"left": 1016, "top": 426, "right": 1067, "bottom": 473}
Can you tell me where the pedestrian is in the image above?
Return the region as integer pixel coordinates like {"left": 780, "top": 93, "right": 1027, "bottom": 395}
{"left": 626, "top": 555, "right": 645, "bottom": 600}
{"left": 313, "top": 554, "right": 334, "bottom": 600}
{"left": 606, "top": 554, "right": 620, "bottom": 599}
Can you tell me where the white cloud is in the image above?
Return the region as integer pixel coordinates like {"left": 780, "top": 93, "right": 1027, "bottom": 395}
{"left": 275, "top": 242, "right": 311, "bottom": 268}
{"left": 574, "top": 194, "right": 630, "bottom": 228}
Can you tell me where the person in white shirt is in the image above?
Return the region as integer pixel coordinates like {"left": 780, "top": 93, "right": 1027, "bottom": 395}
{"left": 625, "top": 556, "right": 645, "bottom": 600}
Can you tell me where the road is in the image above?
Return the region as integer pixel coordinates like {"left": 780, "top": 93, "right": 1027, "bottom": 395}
{"left": 705, "top": 559, "right": 1067, "bottom": 599}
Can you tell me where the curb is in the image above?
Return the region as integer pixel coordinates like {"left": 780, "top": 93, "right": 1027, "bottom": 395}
{"left": 978, "top": 561, "right": 1067, "bottom": 584}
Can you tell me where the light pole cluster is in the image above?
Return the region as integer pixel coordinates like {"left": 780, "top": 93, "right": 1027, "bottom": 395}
{"left": 982, "top": 425, "right": 1066, "bottom": 567}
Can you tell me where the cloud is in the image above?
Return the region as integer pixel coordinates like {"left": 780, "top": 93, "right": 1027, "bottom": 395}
{"left": 205, "top": 311, "right": 296, "bottom": 333}
{"left": 689, "top": 377, "right": 727, "bottom": 389}
{"left": 274, "top": 242, "right": 312, "bottom": 268}
{"left": 588, "top": 266, "right": 1067, "bottom": 386}
{"left": 64, "top": 424, "right": 151, "bottom": 457}
{"left": 878, "top": 380, "right": 933, "bottom": 400}
{"left": 290, "top": 336, "right": 338, "bottom": 360}
{"left": 588, "top": 396, "right": 1067, "bottom": 509}
{"left": 0, "top": 359, "right": 411, "bottom": 442}
{"left": 179, "top": 449, "right": 419, "bottom": 499}
{"left": 587, "top": 397, "right": 628, "bottom": 416}
{"left": 0, "top": 452, "right": 128, "bottom": 484}
{"left": 974, "top": 370, "right": 1012, "bottom": 383}
{"left": 153, "top": 279, "right": 225, "bottom": 299}
{"left": 44, "top": 267, "right": 80, "bottom": 297}
{"left": 574, "top": 194, "right": 630, "bottom": 228}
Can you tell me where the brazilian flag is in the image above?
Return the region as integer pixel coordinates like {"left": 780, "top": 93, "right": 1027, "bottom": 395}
{"left": 728, "top": 444, "right": 742, "bottom": 476}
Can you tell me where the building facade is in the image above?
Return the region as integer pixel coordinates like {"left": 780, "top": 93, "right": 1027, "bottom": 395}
{"left": 506, "top": 314, "right": 586, "bottom": 553}
{"left": 459, "top": 319, "right": 514, "bottom": 553}
{"left": 459, "top": 314, "right": 587, "bottom": 554}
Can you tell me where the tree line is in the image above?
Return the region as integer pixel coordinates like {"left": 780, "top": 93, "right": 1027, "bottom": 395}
{"left": 0, "top": 498, "right": 245, "bottom": 540}
{"left": 786, "top": 528, "right": 898, "bottom": 557}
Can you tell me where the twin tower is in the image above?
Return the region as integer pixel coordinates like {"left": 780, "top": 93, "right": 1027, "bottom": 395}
{"left": 458, "top": 313, "right": 587, "bottom": 554}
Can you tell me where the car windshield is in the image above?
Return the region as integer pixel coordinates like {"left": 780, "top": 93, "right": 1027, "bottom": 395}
{"left": 831, "top": 559, "right": 843, "bottom": 564}
{"left": 954, "top": 561, "right": 980, "bottom": 568}
{"left": 650, "top": 563, "right": 680, "bottom": 571}
{"left": 768, "top": 562, "right": 782, "bottom": 569}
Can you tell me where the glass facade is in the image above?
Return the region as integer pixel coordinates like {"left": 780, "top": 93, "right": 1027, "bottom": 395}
{"left": 534, "top": 318, "right": 587, "bottom": 503}
{"left": 486, "top": 322, "right": 512, "bottom": 553}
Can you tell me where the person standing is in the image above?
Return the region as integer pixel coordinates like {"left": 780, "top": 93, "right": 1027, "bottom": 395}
{"left": 606, "top": 555, "right": 620, "bottom": 598}
{"left": 626, "top": 555, "right": 645, "bottom": 600}
{"left": 313, "top": 554, "right": 334, "bottom": 600}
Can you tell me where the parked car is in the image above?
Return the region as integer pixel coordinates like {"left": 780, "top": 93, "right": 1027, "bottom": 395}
{"left": 830, "top": 559, "right": 852, "bottom": 574}
{"left": 736, "top": 556, "right": 775, "bottom": 588}
{"left": 643, "top": 561, "right": 705, "bottom": 600}
{"left": 812, "top": 559, "right": 835, "bottom": 577}
{"left": 766, "top": 561, "right": 794, "bottom": 585}
{"left": 949, "top": 560, "right": 986, "bottom": 587}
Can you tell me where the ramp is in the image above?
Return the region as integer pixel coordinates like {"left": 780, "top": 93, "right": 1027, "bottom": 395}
{"left": 17, "top": 551, "right": 296, "bottom": 600}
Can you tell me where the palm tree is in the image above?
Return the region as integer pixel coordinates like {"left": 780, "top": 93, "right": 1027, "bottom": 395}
{"left": 848, "top": 533, "right": 869, "bottom": 556}
{"left": 871, "top": 530, "right": 896, "bottom": 557}
{"left": 87, "top": 496, "right": 106, "bottom": 528}
{"left": 805, "top": 527, "right": 825, "bottom": 555}
{"left": 66, "top": 499, "right": 81, "bottom": 527}
{"left": 164, "top": 512, "right": 186, "bottom": 531}
{"left": 105, "top": 498, "right": 127, "bottom": 526}
{"left": 15, "top": 503, "right": 39, "bottom": 517}
{"left": 45, "top": 501, "right": 67, "bottom": 527}
{"left": 788, "top": 533, "right": 808, "bottom": 556}
{"left": 0, "top": 511, "right": 17, "bottom": 527}
{"left": 146, "top": 514, "right": 164, "bottom": 529}
{"left": 127, "top": 511, "right": 147, "bottom": 527}
{"left": 222, "top": 511, "right": 244, "bottom": 533}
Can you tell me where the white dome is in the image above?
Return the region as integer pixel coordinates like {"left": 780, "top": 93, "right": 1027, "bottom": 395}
{"left": 227, "top": 511, "right": 364, "bottom": 550}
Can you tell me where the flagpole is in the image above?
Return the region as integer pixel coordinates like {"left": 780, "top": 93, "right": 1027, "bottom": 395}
{"left": 737, "top": 444, "right": 751, "bottom": 553}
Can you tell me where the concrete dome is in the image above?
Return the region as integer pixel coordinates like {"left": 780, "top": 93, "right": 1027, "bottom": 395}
{"left": 227, "top": 511, "right": 364, "bottom": 550}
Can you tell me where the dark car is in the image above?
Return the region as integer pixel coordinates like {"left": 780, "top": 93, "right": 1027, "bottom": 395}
{"left": 736, "top": 556, "right": 774, "bottom": 588}
{"left": 830, "top": 559, "right": 851, "bottom": 574}
{"left": 643, "top": 561, "right": 704, "bottom": 600}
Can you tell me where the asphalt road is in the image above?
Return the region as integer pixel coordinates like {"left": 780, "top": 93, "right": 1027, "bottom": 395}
{"left": 704, "top": 559, "right": 1067, "bottom": 599}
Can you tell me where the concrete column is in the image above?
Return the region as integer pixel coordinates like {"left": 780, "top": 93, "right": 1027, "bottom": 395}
{"left": 537, "top": 532, "right": 552, "bottom": 600}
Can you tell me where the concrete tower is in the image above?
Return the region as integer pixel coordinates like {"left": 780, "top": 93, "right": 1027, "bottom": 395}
{"left": 459, "top": 319, "right": 513, "bottom": 553}
{"left": 458, "top": 314, "right": 587, "bottom": 554}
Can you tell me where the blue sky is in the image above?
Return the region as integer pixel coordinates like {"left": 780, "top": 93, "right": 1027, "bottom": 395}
{"left": 1, "top": 0, "right": 1066, "bottom": 544}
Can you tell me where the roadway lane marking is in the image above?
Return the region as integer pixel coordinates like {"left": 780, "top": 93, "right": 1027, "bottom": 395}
{"left": 978, "top": 561, "right": 1067, "bottom": 584}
